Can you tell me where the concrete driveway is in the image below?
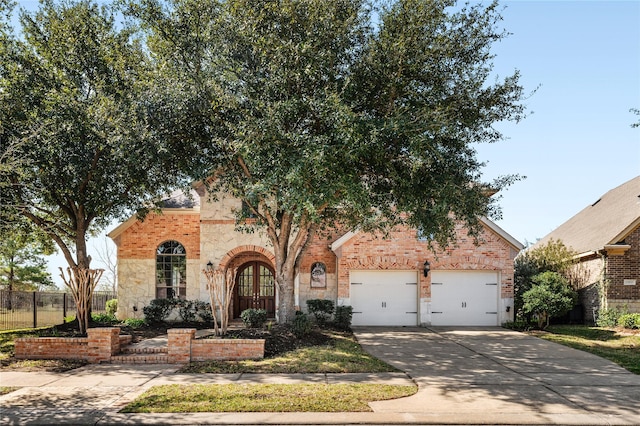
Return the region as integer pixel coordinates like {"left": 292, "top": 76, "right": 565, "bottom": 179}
{"left": 353, "top": 326, "right": 640, "bottom": 425}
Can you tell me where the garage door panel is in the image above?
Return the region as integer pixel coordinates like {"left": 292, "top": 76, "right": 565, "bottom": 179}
{"left": 350, "top": 271, "right": 418, "bottom": 326}
{"left": 431, "top": 271, "right": 498, "bottom": 326}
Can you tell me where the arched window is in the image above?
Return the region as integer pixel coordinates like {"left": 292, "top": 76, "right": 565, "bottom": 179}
{"left": 156, "top": 241, "right": 186, "bottom": 299}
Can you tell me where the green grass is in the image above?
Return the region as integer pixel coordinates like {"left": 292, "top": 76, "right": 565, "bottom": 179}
{"left": 121, "top": 383, "right": 417, "bottom": 413}
{"left": 180, "top": 332, "right": 397, "bottom": 373}
{"left": 534, "top": 325, "right": 640, "bottom": 374}
{"left": 0, "top": 386, "right": 18, "bottom": 396}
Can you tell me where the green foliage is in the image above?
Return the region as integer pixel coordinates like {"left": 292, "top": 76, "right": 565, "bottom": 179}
{"left": 123, "top": 318, "right": 146, "bottom": 328}
{"left": 306, "top": 299, "right": 334, "bottom": 326}
{"left": 617, "top": 313, "right": 640, "bottom": 330}
{"left": 175, "top": 299, "right": 196, "bottom": 322}
{"left": 515, "top": 239, "right": 579, "bottom": 319}
{"left": 0, "top": 0, "right": 192, "bottom": 333}
{"left": 333, "top": 305, "right": 353, "bottom": 330}
{"left": 143, "top": 299, "right": 176, "bottom": 323}
{"left": 291, "top": 312, "right": 312, "bottom": 338}
{"left": 596, "top": 306, "right": 628, "bottom": 327}
{"left": 0, "top": 228, "right": 56, "bottom": 291}
{"left": 195, "top": 301, "right": 213, "bottom": 323}
{"left": 502, "top": 320, "right": 534, "bottom": 332}
{"left": 123, "top": 0, "right": 527, "bottom": 324}
{"left": 105, "top": 299, "right": 118, "bottom": 317}
{"left": 91, "top": 312, "right": 118, "bottom": 324}
{"left": 240, "top": 309, "right": 267, "bottom": 329}
{"left": 522, "top": 271, "right": 577, "bottom": 329}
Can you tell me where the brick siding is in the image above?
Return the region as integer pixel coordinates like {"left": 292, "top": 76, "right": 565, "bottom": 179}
{"left": 335, "top": 222, "right": 516, "bottom": 300}
{"left": 606, "top": 225, "right": 640, "bottom": 303}
{"left": 113, "top": 211, "right": 201, "bottom": 260}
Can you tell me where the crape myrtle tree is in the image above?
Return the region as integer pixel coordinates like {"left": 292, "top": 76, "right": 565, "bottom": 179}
{"left": 124, "top": 0, "right": 527, "bottom": 324}
{"left": 0, "top": 0, "right": 192, "bottom": 333}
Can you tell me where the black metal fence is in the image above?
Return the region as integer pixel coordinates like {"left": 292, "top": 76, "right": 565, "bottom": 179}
{"left": 0, "top": 290, "right": 116, "bottom": 330}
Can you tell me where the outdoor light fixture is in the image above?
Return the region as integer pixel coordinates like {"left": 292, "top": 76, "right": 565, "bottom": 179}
{"left": 423, "top": 260, "right": 431, "bottom": 277}
{"left": 206, "top": 261, "right": 214, "bottom": 271}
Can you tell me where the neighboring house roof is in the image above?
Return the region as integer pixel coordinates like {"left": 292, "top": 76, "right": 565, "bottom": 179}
{"left": 160, "top": 189, "right": 200, "bottom": 208}
{"left": 535, "top": 175, "right": 640, "bottom": 255}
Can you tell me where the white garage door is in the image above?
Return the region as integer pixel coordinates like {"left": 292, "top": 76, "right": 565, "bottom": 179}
{"left": 350, "top": 270, "right": 418, "bottom": 326}
{"left": 430, "top": 271, "right": 499, "bottom": 326}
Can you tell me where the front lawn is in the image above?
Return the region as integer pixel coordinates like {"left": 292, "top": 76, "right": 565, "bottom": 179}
{"left": 532, "top": 325, "right": 640, "bottom": 374}
{"left": 121, "top": 383, "right": 417, "bottom": 413}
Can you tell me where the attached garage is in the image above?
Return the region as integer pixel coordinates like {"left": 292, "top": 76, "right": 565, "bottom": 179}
{"left": 430, "top": 271, "right": 499, "bottom": 326}
{"left": 350, "top": 270, "right": 418, "bottom": 326}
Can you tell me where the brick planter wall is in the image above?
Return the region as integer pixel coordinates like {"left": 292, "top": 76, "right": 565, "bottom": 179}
{"left": 15, "top": 327, "right": 121, "bottom": 362}
{"left": 191, "top": 338, "right": 265, "bottom": 361}
{"left": 169, "top": 328, "right": 265, "bottom": 363}
{"left": 15, "top": 337, "right": 88, "bottom": 360}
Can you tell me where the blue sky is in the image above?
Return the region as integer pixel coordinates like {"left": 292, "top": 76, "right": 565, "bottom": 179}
{"left": 476, "top": 0, "right": 640, "bottom": 245}
{"left": 10, "top": 0, "right": 640, "bottom": 283}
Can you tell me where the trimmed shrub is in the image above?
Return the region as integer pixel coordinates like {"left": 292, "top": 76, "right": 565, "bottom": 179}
{"left": 597, "top": 307, "right": 628, "bottom": 327}
{"left": 292, "top": 311, "right": 312, "bottom": 337}
{"left": 522, "top": 271, "right": 577, "bottom": 329}
{"left": 123, "top": 318, "right": 146, "bottom": 328}
{"left": 195, "top": 301, "right": 214, "bottom": 323}
{"left": 240, "top": 308, "right": 267, "bottom": 328}
{"left": 105, "top": 299, "right": 118, "bottom": 316}
{"left": 143, "top": 299, "right": 176, "bottom": 323}
{"left": 175, "top": 299, "right": 196, "bottom": 322}
{"left": 306, "top": 299, "right": 334, "bottom": 326}
{"left": 617, "top": 313, "right": 640, "bottom": 329}
{"left": 333, "top": 305, "right": 353, "bottom": 330}
{"left": 91, "top": 312, "right": 117, "bottom": 324}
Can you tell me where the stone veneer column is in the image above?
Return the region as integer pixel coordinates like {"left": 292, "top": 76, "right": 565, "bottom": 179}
{"left": 87, "top": 327, "right": 121, "bottom": 364}
{"left": 168, "top": 328, "right": 196, "bottom": 364}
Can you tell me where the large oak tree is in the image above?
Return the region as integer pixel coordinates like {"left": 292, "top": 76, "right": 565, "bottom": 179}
{"left": 0, "top": 0, "right": 191, "bottom": 332}
{"left": 126, "top": 0, "right": 527, "bottom": 324}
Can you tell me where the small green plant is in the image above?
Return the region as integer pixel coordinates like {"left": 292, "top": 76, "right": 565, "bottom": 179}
{"left": 292, "top": 311, "right": 312, "bottom": 337}
{"left": 91, "top": 312, "right": 118, "bottom": 324}
{"left": 333, "top": 305, "right": 353, "bottom": 330}
{"left": 597, "top": 306, "right": 628, "bottom": 327}
{"left": 306, "top": 299, "right": 334, "bottom": 326}
{"left": 122, "top": 318, "right": 146, "bottom": 328}
{"left": 143, "top": 299, "right": 176, "bottom": 323}
{"left": 105, "top": 299, "right": 118, "bottom": 316}
{"left": 617, "top": 313, "right": 640, "bottom": 329}
{"left": 240, "top": 308, "right": 267, "bottom": 328}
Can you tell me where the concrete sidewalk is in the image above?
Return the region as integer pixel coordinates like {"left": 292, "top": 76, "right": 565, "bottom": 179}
{"left": 1, "top": 327, "right": 640, "bottom": 425}
{"left": 0, "top": 365, "right": 417, "bottom": 425}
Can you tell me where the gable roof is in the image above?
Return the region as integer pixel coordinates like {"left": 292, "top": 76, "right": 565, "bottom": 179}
{"left": 107, "top": 189, "right": 200, "bottom": 240}
{"left": 330, "top": 217, "right": 524, "bottom": 252}
{"left": 535, "top": 175, "right": 640, "bottom": 255}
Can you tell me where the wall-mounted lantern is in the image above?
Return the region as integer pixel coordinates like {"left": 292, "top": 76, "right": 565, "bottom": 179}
{"left": 206, "top": 261, "right": 214, "bottom": 271}
{"left": 423, "top": 260, "right": 431, "bottom": 277}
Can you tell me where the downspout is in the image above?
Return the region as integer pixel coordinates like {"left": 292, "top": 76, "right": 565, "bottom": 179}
{"left": 597, "top": 249, "right": 609, "bottom": 313}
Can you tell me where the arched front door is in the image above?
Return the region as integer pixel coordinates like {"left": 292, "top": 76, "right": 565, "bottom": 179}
{"left": 234, "top": 262, "right": 276, "bottom": 318}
